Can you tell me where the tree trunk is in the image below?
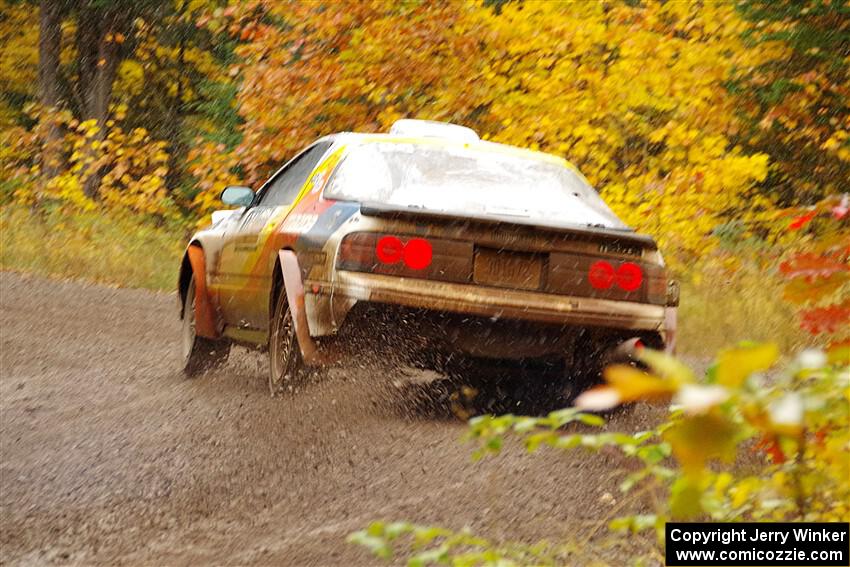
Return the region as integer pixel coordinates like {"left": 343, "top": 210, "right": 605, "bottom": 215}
{"left": 38, "top": 0, "right": 63, "bottom": 182}
{"left": 76, "top": 6, "right": 125, "bottom": 199}
{"left": 165, "top": 31, "right": 186, "bottom": 192}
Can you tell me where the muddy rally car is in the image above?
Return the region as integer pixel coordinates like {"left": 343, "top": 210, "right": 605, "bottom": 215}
{"left": 178, "top": 119, "right": 679, "bottom": 398}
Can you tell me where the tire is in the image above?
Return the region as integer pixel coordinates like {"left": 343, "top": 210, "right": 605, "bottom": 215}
{"left": 182, "top": 275, "right": 229, "bottom": 377}
{"left": 268, "top": 288, "right": 307, "bottom": 396}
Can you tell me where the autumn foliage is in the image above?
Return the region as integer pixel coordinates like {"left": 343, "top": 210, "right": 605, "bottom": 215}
{"left": 0, "top": 1, "right": 848, "bottom": 322}
{"left": 197, "top": 0, "right": 779, "bottom": 260}
{"left": 778, "top": 195, "right": 850, "bottom": 340}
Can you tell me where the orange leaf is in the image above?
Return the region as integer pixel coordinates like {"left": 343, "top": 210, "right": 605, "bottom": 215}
{"left": 753, "top": 435, "right": 786, "bottom": 464}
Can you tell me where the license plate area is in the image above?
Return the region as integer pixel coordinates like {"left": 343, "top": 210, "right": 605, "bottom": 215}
{"left": 473, "top": 247, "right": 544, "bottom": 290}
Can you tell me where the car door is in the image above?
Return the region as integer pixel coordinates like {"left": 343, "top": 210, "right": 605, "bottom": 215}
{"left": 218, "top": 142, "right": 332, "bottom": 330}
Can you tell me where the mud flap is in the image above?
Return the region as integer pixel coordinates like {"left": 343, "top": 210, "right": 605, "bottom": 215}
{"left": 278, "top": 250, "right": 323, "bottom": 365}
{"left": 664, "top": 307, "right": 677, "bottom": 354}
{"left": 186, "top": 245, "right": 218, "bottom": 339}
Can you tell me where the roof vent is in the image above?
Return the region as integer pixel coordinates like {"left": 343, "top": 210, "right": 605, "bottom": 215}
{"left": 389, "top": 119, "right": 479, "bottom": 143}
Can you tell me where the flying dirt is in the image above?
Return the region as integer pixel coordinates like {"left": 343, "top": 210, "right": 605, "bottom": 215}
{"left": 0, "top": 271, "right": 665, "bottom": 565}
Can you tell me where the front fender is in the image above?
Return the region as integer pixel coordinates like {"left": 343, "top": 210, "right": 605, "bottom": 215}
{"left": 181, "top": 245, "right": 219, "bottom": 339}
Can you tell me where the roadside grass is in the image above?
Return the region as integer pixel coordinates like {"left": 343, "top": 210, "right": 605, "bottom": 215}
{"left": 676, "top": 262, "right": 809, "bottom": 356}
{"left": 2, "top": 204, "right": 806, "bottom": 354}
{"left": 0, "top": 205, "right": 185, "bottom": 291}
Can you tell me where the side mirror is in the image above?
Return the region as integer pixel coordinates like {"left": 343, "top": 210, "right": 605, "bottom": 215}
{"left": 221, "top": 186, "right": 255, "bottom": 207}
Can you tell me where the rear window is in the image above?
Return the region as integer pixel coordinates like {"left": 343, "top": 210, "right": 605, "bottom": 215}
{"left": 324, "top": 142, "right": 627, "bottom": 229}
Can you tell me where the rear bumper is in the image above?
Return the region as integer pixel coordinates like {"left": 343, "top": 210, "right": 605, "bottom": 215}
{"left": 325, "top": 270, "right": 666, "bottom": 332}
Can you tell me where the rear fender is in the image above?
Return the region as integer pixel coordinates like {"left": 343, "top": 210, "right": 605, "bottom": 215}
{"left": 185, "top": 245, "right": 219, "bottom": 339}
{"left": 278, "top": 250, "right": 324, "bottom": 365}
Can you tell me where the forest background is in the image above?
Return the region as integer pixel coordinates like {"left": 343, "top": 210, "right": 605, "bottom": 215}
{"left": 1, "top": 0, "right": 848, "bottom": 354}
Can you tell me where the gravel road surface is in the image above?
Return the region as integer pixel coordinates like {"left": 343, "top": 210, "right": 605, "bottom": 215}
{"left": 1, "top": 271, "right": 662, "bottom": 565}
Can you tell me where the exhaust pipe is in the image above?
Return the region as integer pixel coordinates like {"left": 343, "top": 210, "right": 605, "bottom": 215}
{"left": 600, "top": 337, "right": 644, "bottom": 367}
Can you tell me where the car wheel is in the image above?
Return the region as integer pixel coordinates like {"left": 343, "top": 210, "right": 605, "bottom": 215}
{"left": 182, "top": 275, "right": 229, "bottom": 377}
{"left": 268, "top": 289, "right": 307, "bottom": 396}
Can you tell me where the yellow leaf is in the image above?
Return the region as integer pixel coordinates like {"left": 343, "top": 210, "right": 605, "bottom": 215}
{"left": 714, "top": 472, "right": 733, "bottom": 495}
{"left": 637, "top": 348, "right": 695, "bottom": 384}
{"left": 826, "top": 341, "right": 850, "bottom": 366}
{"left": 716, "top": 343, "right": 779, "bottom": 387}
{"left": 603, "top": 364, "right": 677, "bottom": 402}
{"left": 664, "top": 413, "right": 738, "bottom": 475}
{"left": 731, "top": 477, "right": 759, "bottom": 509}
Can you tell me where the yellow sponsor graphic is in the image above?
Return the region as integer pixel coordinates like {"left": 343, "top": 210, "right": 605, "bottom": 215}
{"left": 231, "top": 146, "right": 348, "bottom": 294}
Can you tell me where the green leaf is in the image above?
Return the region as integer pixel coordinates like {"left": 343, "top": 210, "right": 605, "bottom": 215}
{"left": 553, "top": 434, "right": 583, "bottom": 449}
{"left": 512, "top": 417, "right": 540, "bottom": 433}
{"left": 348, "top": 531, "right": 393, "bottom": 559}
{"left": 636, "top": 443, "right": 670, "bottom": 465}
{"left": 385, "top": 522, "right": 411, "bottom": 539}
{"left": 413, "top": 526, "right": 450, "bottom": 547}
{"left": 577, "top": 413, "right": 606, "bottom": 427}
{"left": 620, "top": 469, "right": 650, "bottom": 492}
{"left": 525, "top": 432, "right": 553, "bottom": 453}
{"left": 670, "top": 477, "right": 704, "bottom": 519}
{"left": 609, "top": 514, "right": 658, "bottom": 533}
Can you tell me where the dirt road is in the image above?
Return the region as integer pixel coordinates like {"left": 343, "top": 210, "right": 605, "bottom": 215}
{"left": 1, "top": 271, "right": 663, "bottom": 565}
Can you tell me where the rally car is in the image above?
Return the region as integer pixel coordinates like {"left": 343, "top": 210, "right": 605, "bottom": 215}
{"left": 178, "top": 119, "right": 679, "bottom": 396}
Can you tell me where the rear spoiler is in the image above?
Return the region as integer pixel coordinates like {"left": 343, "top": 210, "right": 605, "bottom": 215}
{"left": 359, "top": 201, "right": 658, "bottom": 250}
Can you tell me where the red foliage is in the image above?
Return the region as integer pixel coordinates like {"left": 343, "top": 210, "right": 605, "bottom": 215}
{"left": 779, "top": 252, "right": 848, "bottom": 281}
{"left": 788, "top": 210, "right": 816, "bottom": 230}
{"left": 753, "top": 435, "right": 785, "bottom": 464}
{"left": 800, "top": 304, "right": 850, "bottom": 335}
{"left": 780, "top": 195, "right": 850, "bottom": 336}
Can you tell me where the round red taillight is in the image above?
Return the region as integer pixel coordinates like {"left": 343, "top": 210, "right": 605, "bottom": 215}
{"left": 588, "top": 261, "right": 615, "bottom": 289}
{"left": 616, "top": 262, "right": 643, "bottom": 291}
{"left": 376, "top": 235, "right": 404, "bottom": 264}
{"left": 403, "top": 238, "right": 432, "bottom": 270}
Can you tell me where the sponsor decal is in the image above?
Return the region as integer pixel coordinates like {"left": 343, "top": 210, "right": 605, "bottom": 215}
{"left": 281, "top": 213, "right": 320, "bottom": 233}
{"left": 598, "top": 241, "right": 642, "bottom": 257}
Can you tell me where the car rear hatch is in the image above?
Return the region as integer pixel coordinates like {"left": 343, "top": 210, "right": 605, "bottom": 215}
{"left": 337, "top": 203, "right": 667, "bottom": 306}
